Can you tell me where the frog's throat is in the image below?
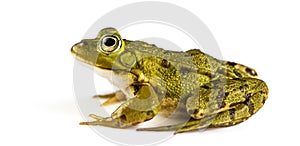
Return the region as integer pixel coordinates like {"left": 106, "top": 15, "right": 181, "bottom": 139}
{"left": 95, "top": 66, "right": 132, "bottom": 75}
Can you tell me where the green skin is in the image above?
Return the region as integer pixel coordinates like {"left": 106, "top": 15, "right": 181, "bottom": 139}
{"left": 71, "top": 28, "right": 268, "bottom": 134}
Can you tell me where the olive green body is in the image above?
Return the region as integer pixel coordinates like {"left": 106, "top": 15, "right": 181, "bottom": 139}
{"left": 71, "top": 28, "right": 268, "bottom": 134}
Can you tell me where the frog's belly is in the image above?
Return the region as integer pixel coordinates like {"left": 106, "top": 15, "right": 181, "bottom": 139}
{"left": 94, "top": 67, "right": 133, "bottom": 90}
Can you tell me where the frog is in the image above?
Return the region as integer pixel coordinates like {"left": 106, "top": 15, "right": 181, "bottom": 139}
{"left": 71, "top": 27, "right": 268, "bottom": 134}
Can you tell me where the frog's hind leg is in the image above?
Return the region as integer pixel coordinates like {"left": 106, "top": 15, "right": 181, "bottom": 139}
{"left": 137, "top": 103, "right": 255, "bottom": 134}
{"left": 173, "top": 105, "right": 251, "bottom": 134}
{"left": 138, "top": 78, "right": 268, "bottom": 134}
{"left": 93, "top": 90, "right": 127, "bottom": 106}
{"left": 208, "top": 89, "right": 267, "bottom": 128}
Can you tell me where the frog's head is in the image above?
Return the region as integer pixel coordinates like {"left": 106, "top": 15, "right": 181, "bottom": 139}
{"left": 71, "top": 28, "right": 134, "bottom": 71}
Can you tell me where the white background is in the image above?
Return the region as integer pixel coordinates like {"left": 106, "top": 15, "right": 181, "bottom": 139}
{"left": 1, "top": 0, "right": 299, "bottom": 146}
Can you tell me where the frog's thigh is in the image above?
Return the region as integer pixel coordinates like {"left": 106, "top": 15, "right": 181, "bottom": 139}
{"left": 209, "top": 104, "right": 250, "bottom": 128}
{"left": 209, "top": 78, "right": 268, "bottom": 127}
{"left": 175, "top": 78, "right": 268, "bottom": 133}
{"left": 187, "top": 78, "right": 268, "bottom": 119}
{"left": 155, "top": 104, "right": 251, "bottom": 134}
{"left": 210, "top": 88, "right": 267, "bottom": 128}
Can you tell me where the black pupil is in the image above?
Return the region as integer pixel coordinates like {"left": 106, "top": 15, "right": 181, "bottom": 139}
{"left": 104, "top": 37, "right": 116, "bottom": 47}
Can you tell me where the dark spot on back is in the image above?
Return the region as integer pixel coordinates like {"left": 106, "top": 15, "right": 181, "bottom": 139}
{"left": 244, "top": 93, "right": 252, "bottom": 99}
{"left": 243, "top": 95, "right": 254, "bottom": 115}
{"left": 161, "top": 59, "right": 170, "bottom": 68}
{"left": 227, "top": 61, "right": 237, "bottom": 66}
{"left": 229, "top": 109, "right": 236, "bottom": 120}
{"left": 201, "top": 85, "right": 210, "bottom": 89}
{"left": 241, "top": 84, "right": 249, "bottom": 92}
{"left": 225, "top": 92, "right": 229, "bottom": 97}
{"left": 245, "top": 67, "right": 258, "bottom": 76}
{"left": 234, "top": 70, "right": 243, "bottom": 77}
{"left": 246, "top": 100, "right": 254, "bottom": 115}
{"left": 262, "top": 96, "right": 267, "bottom": 104}
{"left": 232, "top": 78, "right": 240, "bottom": 81}
{"left": 239, "top": 86, "right": 245, "bottom": 92}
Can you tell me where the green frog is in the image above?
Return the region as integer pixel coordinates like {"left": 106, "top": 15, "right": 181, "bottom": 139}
{"left": 71, "top": 27, "right": 268, "bottom": 134}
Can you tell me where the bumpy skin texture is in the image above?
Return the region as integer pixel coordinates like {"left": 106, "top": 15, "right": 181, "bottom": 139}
{"left": 71, "top": 28, "right": 268, "bottom": 134}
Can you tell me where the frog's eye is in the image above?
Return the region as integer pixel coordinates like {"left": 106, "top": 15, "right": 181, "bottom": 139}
{"left": 99, "top": 35, "right": 121, "bottom": 53}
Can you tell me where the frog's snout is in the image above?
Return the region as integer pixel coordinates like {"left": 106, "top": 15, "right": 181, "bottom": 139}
{"left": 71, "top": 41, "right": 88, "bottom": 56}
{"left": 71, "top": 42, "right": 82, "bottom": 55}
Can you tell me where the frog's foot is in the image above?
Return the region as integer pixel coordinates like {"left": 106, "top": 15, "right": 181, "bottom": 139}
{"left": 174, "top": 123, "right": 209, "bottom": 134}
{"left": 137, "top": 116, "right": 213, "bottom": 134}
{"left": 93, "top": 91, "right": 127, "bottom": 106}
{"left": 80, "top": 99, "right": 159, "bottom": 128}
{"left": 136, "top": 121, "right": 197, "bottom": 134}
{"left": 137, "top": 123, "right": 186, "bottom": 133}
{"left": 79, "top": 104, "right": 158, "bottom": 128}
{"left": 79, "top": 114, "right": 129, "bottom": 128}
{"left": 136, "top": 122, "right": 208, "bottom": 134}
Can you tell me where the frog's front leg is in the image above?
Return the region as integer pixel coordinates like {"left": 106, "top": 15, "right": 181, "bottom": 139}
{"left": 93, "top": 90, "right": 127, "bottom": 106}
{"left": 80, "top": 84, "right": 160, "bottom": 128}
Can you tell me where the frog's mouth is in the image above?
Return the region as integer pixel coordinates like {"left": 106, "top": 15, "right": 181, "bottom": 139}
{"left": 71, "top": 50, "right": 116, "bottom": 73}
{"left": 71, "top": 43, "right": 128, "bottom": 73}
{"left": 95, "top": 66, "right": 113, "bottom": 71}
{"left": 70, "top": 47, "right": 76, "bottom": 55}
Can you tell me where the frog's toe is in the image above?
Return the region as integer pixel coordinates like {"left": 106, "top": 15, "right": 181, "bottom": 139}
{"left": 174, "top": 125, "right": 202, "bottom": 134}
{"left": 79, "top": 116, "right": 124, "bottom": 128}
{"left": 88, "top": 114, "right": 106, "bottom": 120}
{"left": 173, "top": 121, "right": 211, "bottom": 134}
{"left": 79, "top": 121, "right": 103, "bottom": 125}
{"left": 79, "top": 114, "right": 113, "bottom": 125}
{"left": 101, "top": 97, "right": 121, "bottom": 106}
{"left": 93, "top": 91, "right": 127, "bottom": 106}
{"left": 136, "top": 126, "right": 172, "bottom": 131}
{"left": 79, "top": 114, "right": 131, "bottom": 128}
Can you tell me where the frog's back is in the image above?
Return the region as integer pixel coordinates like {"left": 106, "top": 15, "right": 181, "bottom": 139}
{"left": 126, "top": 40, "right": 222, "bottom": 71}
{"left": 184, "top": 49, "right": 258, "bottom": 79}
{"left": 126, "top": 40, "right": 256, "bottom": 81}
